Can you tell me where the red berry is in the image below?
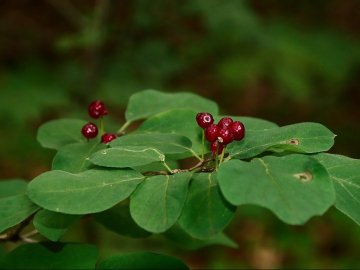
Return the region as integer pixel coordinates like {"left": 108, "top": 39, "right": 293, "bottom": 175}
{"left": 210, "top": 141, "right": 224, "bottom": 155}
{"left": 218, "top": 128, "right": 234, "bottom": 145}
{"left": 81, "top": 122, "right": 98, "bottom": 139}
{"left": 101, "top": 133, "right": 117, "bottom": 144}
{"left": 205, "top": 124, "right": 219, "bottom": 142}
{"left": 230, "top": 121, "right": 245, "bottom": 141}
{"left": 196, "top": 112, "right": 214, "bottom": 129}
{"left": 88, "top": 100, "right": 108, "bottom": 119}
{"left": 218, "top": 117, "right": 233, "bottom": 129}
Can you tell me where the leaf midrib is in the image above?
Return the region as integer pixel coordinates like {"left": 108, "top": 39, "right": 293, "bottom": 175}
{"left": 32, "top": 177, "right": 144, "bottom": 194}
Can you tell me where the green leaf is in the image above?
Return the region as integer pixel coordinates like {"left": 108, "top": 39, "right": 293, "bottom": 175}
{"left": 315, "top": 153, "right": 360, "bottom": 225}
{"left": 164, "top": 224, "right": 238, "bottom": 250}
{"left": 178, "top": 173, "right": 236, "bottom": 239}
{"left": 37, "top": 119, "right": 87, "bottom": 150}
{"left": 125, "top": 89, "right": 218, "bottom": 122}
{"left": 0, "top": 243, "right": 98, "bottom": 269}
{"left": 110, "top": 133, "right": 193, "bottom": 156}
{"left": 27, "top": 169, "right": 144, "bottom": 214}
{"left": 33, "top": 210, "right": 80, "bottom": 241}
{"left": 132, "top": 160, "right": 179, "bottom": 174}
{"left": 218, "top": 154, "right": 335, "bottom": 224}
{"left": 228, "top": 122, "right": 335, "bottom": 159}
{"left": 90, "top": 146, "right": 165, "bottom": 168}
{"left": 97, "top": 252, "right": 188, "bottom": 270}
{"left": 94, "top": 203, "right": 151, "bottom": 238}
{"left": 52, "top": 141, "right": 106, "bottom": 173}
{"left": 0, "top": 180, "right": 39, "bottom": 233}
{"left": 130, "top": 173, "right": 192, "bottom": 233}
{"left": 138, "top": 109, "right": 203, "bottom": 154}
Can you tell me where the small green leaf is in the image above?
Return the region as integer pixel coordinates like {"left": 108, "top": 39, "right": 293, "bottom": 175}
{"left": 52, "top": 141, "right": 106, "bottom": 173}
{"left": 315, "top": 153, "right": 360, "bottom": 225}
{"left": 218, "top": 155, "right": 335, "bottom": 224}
{"left": 125, "top": 89, "right": 218, "bottom": 122}
{"left": 94, "top": 203, "right": 151, "bottom": 238}
{"left": 178, "top": 173, "right": 236, "bottom": 239}
{"left": 37, "top": 119, "right": 87, "bottom": 150}
{"left": 97, "top": 252, "right": 188, "bottom": 270}
{"left": 90, "top": 146, "right": 165, "bottom": 168}
{"left": 111, "top": 133, "right": 193, "bottom": 156}
{"left": 138, "top": 109, "right": 203, "bottom": 154}
{"left": 228, "top": 122, "right": 335, "bottom": 159}
{"left": 27, "top": 169, "right": 144, "bottom": 214}
{"left": 33, "top": 210, "right": 80, "bottom": 241}
{"left": 164, "top": 224, "right": 238, "bottom": 250}
{"left": 0, "top": 243, "right": 98, "bottom": 269}
{"left": 0, "top": 180, "right": 39, "bottom": 233}
{"left": 130, "top": 173, "right": 192, "bottom": 233}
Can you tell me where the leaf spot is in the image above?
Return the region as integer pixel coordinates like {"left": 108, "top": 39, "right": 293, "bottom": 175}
{"left": 287, "top": 138, "right": 300, "bottom": 145}
{"left": 102, "top": 150, "right": 107, "bottom": 155}
{"left": 56, "top": 207, "right": 60, "bottom": 212}
{"left": 293, "top": 172, "right": 312, "bottom": 183}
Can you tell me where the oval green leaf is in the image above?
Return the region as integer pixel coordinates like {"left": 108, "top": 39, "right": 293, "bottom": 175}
{"left": 27, "top": 169, "right": 144, "bottom": 214}
{"left": 315, "top": 153, "right": 360, "bottom": 225}
{"left": 0, "top": 180, "right": 39, "bottom": 233}
{"left": 90, "top": 146, "right": 165, "bottom": 168}
{"left": 138, "top": 109, "right": 203, "bottom": 155}
{"left": 164, "top": 224, "right": 238, "bottom": 250}
{"left": 111, "top": 133, "right": 192, "bottom": 156}
{"left": 33, "top": 210, "right": 80, "bottom": 241}
{"left": 125, "top": 89, "right": 218, "bottom": 122}
{"left": 52, "top": 141, "right": 106, "bottom": 173}
{"left": 178, "top": 173, "right": 236, "bottom": 239}
{"left": 94, "top": 203, "right": 151, "bottom": 238}
{"left": 218, "top": 154, "right": 335, "bottom": 224}
{"left": 228, "top": 122, "right": 335, "bottom": 159}
{"left": 130, "top": 173, "right": 192, "bottom": 233}
{"left": 37, "top": 119, "right": 87, "bottom": 150}
{"left": 0, "top": 243, "right": 98, "bottom": 269}
{"left": 97, "top": 252, "right": 188, "bottom": 270}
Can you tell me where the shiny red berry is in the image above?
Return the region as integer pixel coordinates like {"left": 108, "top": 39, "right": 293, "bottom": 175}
{"left": 101, "top": 133, "right": 117, "bottom": 144}
{"left": 205, "top": 124, "right": 219, "bottom": 142}
{"left": 218, "top": 128, "right": 234, "bottom": 145}
{"left": 230, "top": 121, "right": 245, "bottom": 141}
{"left": 218, "top": 117, "right": 233, "bottom": 129}
{"left": 81, "top": 122, "right": 98, "bottom": 139}
{"left": 88, "top": 100, "right": 108, "bottom": 119}
{"left": 196, "top": 112, "right": 214, "bottom": 129}
{"left": 210, "top": 141, "right": 224, "bottom": 155}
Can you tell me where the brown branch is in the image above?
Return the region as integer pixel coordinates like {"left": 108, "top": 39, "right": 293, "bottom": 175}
{"left": 0, "top": 214, "right": 35, "bottom": 243}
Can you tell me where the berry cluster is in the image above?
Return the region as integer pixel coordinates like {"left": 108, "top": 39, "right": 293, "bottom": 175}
{"left": 196, "top": 112, "right": 245, "bottom": 155}
{"left": 81, "top": 100, "right": 117, "bottom": 144}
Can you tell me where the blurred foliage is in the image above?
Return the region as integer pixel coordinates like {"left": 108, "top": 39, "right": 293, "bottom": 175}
{"left": 0, "top": 0, "right": 360, "bottom": 268}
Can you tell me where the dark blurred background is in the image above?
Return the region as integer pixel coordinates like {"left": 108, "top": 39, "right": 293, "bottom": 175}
{"left": 0, "top": 0, "right": 359, "bottom": 268}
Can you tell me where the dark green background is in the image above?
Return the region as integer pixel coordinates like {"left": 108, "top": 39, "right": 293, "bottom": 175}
{"left": 1, "top": 1, "right": 359, "bottom": 268}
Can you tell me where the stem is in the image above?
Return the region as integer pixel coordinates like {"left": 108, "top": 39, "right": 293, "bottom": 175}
{"left": 215, "top": 143, "right": 219, "bottom": 171}
{"left": 219, "top": 146, "right": 226, "bottom": 166}
{"left": 201, "top": 130, "right": 205, "bottom": 160}
{"left": 99, "top": 117, "right": 104, "bottom": 135}
{"left": 190, "top": 149, "right": 202, "bottom": 162}
{"left": 117, "top": 120, "right": 132, "bottom": 134}
{"left": 162, "top": 161, "right": 173, "bottom": 174}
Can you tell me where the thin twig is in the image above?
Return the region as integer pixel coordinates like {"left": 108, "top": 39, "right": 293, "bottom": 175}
{"left": 0, "top": 215, "right": 34, "bottom": 243}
